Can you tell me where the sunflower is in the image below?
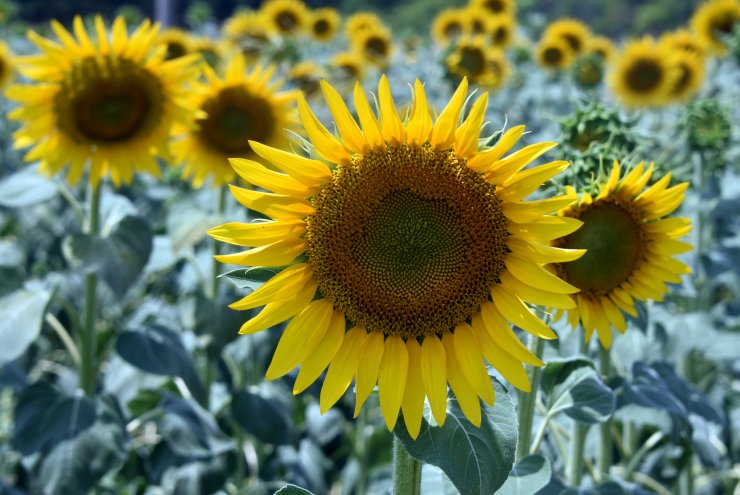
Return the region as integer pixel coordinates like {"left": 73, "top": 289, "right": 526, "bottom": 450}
{"left": 351, "top": 24, "right": 393, "bottom": 67}
{"left": 289, "top": 61, "right": 326, "bottom": 98}
{"left": 261, "top": 0, "right": 309, "bottom": 37}
{"left": 8, "top": 16, "right": 200, "bottom": 187}
{"left": 158, "top": 27, "right": 193, "bottom": 60}
{"left": 608, "top": 37, "right": 680, "bottom": 108}
{"left": 191, "top": 36, "right": 223, "bottom": 68}
{"left": 309, "top": 7, "right": 340, "bottom": 42}
{"left": 488, "top": 14, "right": 516, "bottom": 49}
{"left": 345, "top": 12, "right": 384, "bottom": 39}
{"left": 446, "top": 37, "right": 501, "bottom": 88}
{"left": 487, "top": 49, "right": 511, "bottom": 91}
{"left": 465, "top": 6, "right": 490, "bottom": 36}
{"left": 552, "top": 161, "right": 691, "bottom": 348}
{"left": 331, "top": 51, "right": 365, "bottom": 82}
{"left": 471, "top": 0, "right": 516, "bottom": 17}
{"left": 660, "top": 28, "right": 708, "bottom": 58}
{"left": 585, "top": 35, "right": 616, "bottom": 62}
{"left": 431, "top": 8, "right": 468, "bottom": 46}
{"left": 209, "top": 76, "right": 583, "bottom": 437}
{"left": 172, "top": 54, "right": 298, "bottom": 188}
{"left": 0, "top": 41, "right": 14, "bottom": 89}
{"left": 543, "top": 18, "right": 592, "bottom": 56}
{"left": 536, "top": 36, "right": 575, "bottom": 70}
{"left": 667, "top": 49, "right": 706, "bottom": 103}
{"left": 691, "top": 0, "right": 740, "bottom": 56}
{"left": 222, "top": 9, "right": 270, "bottom": 44}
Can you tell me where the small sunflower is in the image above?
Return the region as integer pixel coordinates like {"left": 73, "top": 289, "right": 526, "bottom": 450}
{"left": 543, "top": 18, "right": 592, "bottom": 56}
{"left": 0, "top": 40, "right": 15, "bottom": 89}
{"left": 446, "top": 37, "right": 501, "bottom": 87}
{"left": 488, "top": 14, "right": 516, "bottom": 49}
{"left": 668, "top": 49, "right": 706, "bottom": 103}
{"left": 487, "top": 49, "right": 511, "bottom": 91}
{"left": 691, "top": 0, "right": 740, "bottom": 56}
{"left": 158, "top": 27, "right": 193, "bottom": 60}
{"left": 471, "top": 0, "right": 516, "bottom": 17}
{"left": 309, "top": 7, "right": 340, "bottom": 42}
{"left": 222, "top": 9, "right": 270, "bottom": 44}
{"left": 660, "top": 28, "right": 708, "bottom": 58}
{"left": 8, "top": 16, "right": 200, "bottom": 187}
{"left": 345, "top": 12, "right": 384, "bottom": 39}
{"left": 191, "top": 37, "right": 223, "bottom": 68}
{"left": 608, "top": 37, "right": 680, "bottom": 108}
{"left": 536, "top": 36, "right": 575, "bottom": 70}
{"left": 552, "top": 161, "right": 691, "bottom": 348}
{"left": 351, "top": 24, "right": 393, "bottom": 67}
{"left": 172, "top": 54, "right": 298, "bottom": 188}
{"left": 209, "top": 76, "right": 582, "bottom": 437}
{"left": 465, "top": 6, "right": 490, "bottom": 36}
{"left": 331, "top": 51, "right": 366, "bottom": 82}
{"left": 585, "top": 35, "right": 616, "bottom": 62}
{"left": 431, "top": 8, "right": 468, "bottom": 46}
{"left": 289, "top": 61, "right": 326, "bottom": 98}
{"left": 261, "top": 0, "right": 309, "bottom": 37}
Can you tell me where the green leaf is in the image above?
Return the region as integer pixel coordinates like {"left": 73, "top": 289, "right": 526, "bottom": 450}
{"left": 496, "top": 454, "right": 552, "bottom": 495}
{"left": 394, "top": 378, "right": 517, "bottom": 495}
{"left": 194, "top": 289, "right": 244, "bottom": 356}
{"left": 274, "top": 485, "right": 315, "bottom": 495}
{"left": 167, "top": 199, "right": 219, "bottom": 252}
{"left": 12, "top": 382, "right": 96, "bottom": 455}
{"left": 0, "top": 168, "right": 57, "bottom": 208}
{"left": 219, "top": 267, "right": 281, "bottom": 291}
{"left": 0, "top": 288, "right": 51, "bottom": 365}
{"left": 232, "top": 385, "right": 293, "bottom": 445}
{"left": 159, "top": 393, "right": 234, "bottom": 459}
{"left": 541, "top": 357, "right": 615, "bottom": 424}
{"left": 115, "top": 325, "right": 206, "bottom": 405}
{"left": 63, "top": 215, "right": 152, "bottom": 297}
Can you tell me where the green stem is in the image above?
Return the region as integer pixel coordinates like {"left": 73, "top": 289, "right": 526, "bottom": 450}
{"left": 79, "top": 182, "right": 101, "bottom": 396}
{"left": 356, "top": 407, "right": 368, "bottom": 495}
{"left": 567, "top": 334, "right": 589, "bottom": 486}
{"left": 598, "top": 346, "right": 612, "bottom": 479}
{"left": 392, "top": 435, "right": 422, "bottom": 495}
{"left": 679, "top": 448, "right": 694, "bottom": 495}
{"left": 516, "top": 336, "right": 545, "bottom": 459}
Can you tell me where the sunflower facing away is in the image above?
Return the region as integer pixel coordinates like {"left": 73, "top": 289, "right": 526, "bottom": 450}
{"left": 691, "top": 0, "right": 740, "bottom": 56}
{"left": 209, "top": 76, "right": 585, "bottom": 437}
{"left": 8, "top": 16, "right": 200, "bottom": 187}
{"left": 552, "top": 161, "right": 691, "bottom": 348}
{"left": 0, "top": 40, "right": 14, "bottom": 89}
{"left": 608, "top": 37, "right": 680, "bottom": 108}
{"left": 173, "top": 53, "right": 298, "bottom": 188}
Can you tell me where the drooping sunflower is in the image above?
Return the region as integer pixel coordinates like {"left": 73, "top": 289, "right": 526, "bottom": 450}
{"left": 308, "top": 7, "right": 340, "bottom": 42}
{"left": 431, "top": 8, "right": 468, "bottom": 46}
{"left": 488, "top": 14, "right": 516, "bottom": 49}
{"left": 331, "top": 51, "right": 365, "bottom": 82}
{"left": 172, "top": 53, "right": 298, "bottom": 188}
{"left": 536, "top": 36, "right": 575, "bottom": 70}
{"left": 691, "top": 0, "right": 740, "bottom": 56}
{"left": 608, "top": 37, "right": 680, "bottom": 108}
{"left": 0, "top": 40, "right": 14, "bottom": 89}
{"left": 8, "top": 16, "right": 200, "bottom": 187}
{"left": 351, "top": 24, "right": 393, "bottom": 67}
{"left": 344, "top": 12, "right": 384, "bottom": 39}
{"left": 261, "top": 0, "right": 309, "bottom": 37}
{"left": 585, "top": 35, "right": 616, "bottom": 62}
{"left": 471, "top": 0, "right": 516, "bottom": 17}
{"left": 158, "top": 27, "right": 193, "bottom": 60}
{"left": 543, "top": 18, "right": 592, "bottom": 57}
{"left": 447, "top": 37, "right": 501, "bottom": 88}
{"left": 668, "top": 49, "right": 706, "bottom": 103}
{"left": 209, "top": 76, "right": 583, "bottom": 437}
{"left": 660, "top": 28, "right": 708, "bottom": 58}
{"left": 552, "top": 161, "right": 691, "bottom": 348}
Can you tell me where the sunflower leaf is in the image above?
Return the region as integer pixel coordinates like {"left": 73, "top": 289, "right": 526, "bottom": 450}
{"left": 394, "top": 378, "right": 517, "bottom": 495}
{"left": 541, "top": 357, "right": 615, "bottom": 424}
{"left": 497, "top": 454, "right": 552, "bottom": 495}
{"left": 273, "top": 484, "right": 315, "bottom": 495}
{"left": 0, "top": 287, "right": 51, "bottom": 365}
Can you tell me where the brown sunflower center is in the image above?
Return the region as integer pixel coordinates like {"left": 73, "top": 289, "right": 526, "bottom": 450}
{"left": 673, "top": 61, "right": 692, "bottom": 94}
{"left": 313, "top": 18, "right": 330, "bottom": 35}
{"left": 55, "top": 55, "right": 162, "bottom": 144}
{"left": 365, "top": 36, "right": 389, "bottom": 58}
{"left": 625, "top": 58, "right": 663, "bottom": 93}
{"left": 711, "top": 12, "right": 736, "bottom": 36}
{"left": 458, "top": 46, "right": 486, "bottom": 77}
{"left": 492, "top": 26, "right": 510, "bottom": 45}
{"left": 306, "top": 144, "right": 510, "bottom": 339}
{"left": 276, "top": 11, "right": 299, "bottom": 32}
{"left": 543, "top": 46, "right": 563, "bottom": 65}
{"left": 197, "top": 86, "right": 273, "bottom": 154}
{"left": 554, "top": 199, "right": 645, "bottom": 298}
{"left": 443, "top": 22, "right": 463, "bottom": 39}
{"left": 563, "top": 34, "right": 583, "bottom": 52}
{"left": 471, "top": 19, "right": 486, "bottom": 34}
{"left": 485, "top": 0, "right": 505, "bottom": 13}
{"left": 165, "top": 41, "right": 187, "bottom": 60}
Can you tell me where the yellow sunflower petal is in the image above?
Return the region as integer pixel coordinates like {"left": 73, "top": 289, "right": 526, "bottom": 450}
{"left": 294, "top": 310, "right": 346, "bottom": 394}
{"left": 401, "top": 339, "right": 426, "bottom": 439}
{"left": 378, "top": 335, "right": 409, "bottom": 430}
{"left": 320, "top": 327, "right": 368, "bottom": 414}
{"left": 453, "top": 323, "right": 495, "bottom": 405}
{"left": 429, "top": 78, "right": 468, "bottom": 150}
{"left": 354, "top": 331, "right": 385, "bottom": 417}
{"left": 421, "top": 336, "right": 448, "bottom": 426}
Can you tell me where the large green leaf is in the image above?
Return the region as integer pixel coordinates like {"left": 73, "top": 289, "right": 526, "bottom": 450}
{"left": 0, "top": 168, "right": 58, "bottom": 208}
{"left": 541, "top": 358, "right": 615, "bottom": 424}
{"left": 0, "top": 288, "right": 51, "bottom": 365}
{"left": 395, "top": 378, "right": 517, "bottom": 495}
{"left": 274, "top": 485, "right": 315, "bottom": 495}
{"left": 496, "top": 454, "right": 551, "bottom": 495}
{"left": 167, "top": 199, "right": 220, "bottom": 252}
{"left": 63, "top": 215, "right": 152, "bottom": 296}
{"left": 232, "top": 384, "right": 293, "bottom": 445}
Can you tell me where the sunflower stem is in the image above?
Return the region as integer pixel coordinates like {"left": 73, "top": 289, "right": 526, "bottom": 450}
{"left": 392, "top": 435, "right": 422, "bottom": 495}
{"left": 355, "top": 407, "right": 369, "bottom": 495}
{"left": 598, "top": 345, "right": 612, "bottom": 480}
{"left": 516, "top": 335, "right": 545, "bottom": 459}
{"left": 79, "top": 181, "right": 101, "bottom": 396}
{"left": 567, "top": 334, "right": 589, "bottom": 486}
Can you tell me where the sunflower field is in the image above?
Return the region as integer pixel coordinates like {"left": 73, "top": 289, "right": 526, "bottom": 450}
{"left": 0, "top": 0, "right": 738, "bottom": 493}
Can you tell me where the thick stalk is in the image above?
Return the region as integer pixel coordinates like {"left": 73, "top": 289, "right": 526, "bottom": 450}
{"left": 516, "top": 336, "right": 545, "bottom": 459}
{"left": 598, "top": 345, "right": 612, "bottom": 479}
{"left": 567, "top": 334, "right": 589, "bottom": 486}
{"left": 355, "top": 407, "right": 368, "bottom": 495}
{"left": 79, "top": 182, "right": 102, "bottom": 396}
{"left": 392, "top": 435, "right": 422, "bottom": 495}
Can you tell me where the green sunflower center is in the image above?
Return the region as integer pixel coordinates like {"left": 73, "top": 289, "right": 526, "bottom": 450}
{"left": 276, "top": 11, "right": 299, "bottom": 32}
{"left": 555, "top": 200, "right": 645, "bottom": 297}
{"left": 197, "top": 86, "right": 273, "bottom": 154}
{"left": 55, "top": 55, "right": 162, "bottom": 144}
{"left": 625, "top": 58, "right": 663, "bottom": 93}
{"left": 307, "top": 144, "right": 510, "bottom": 339}
{"left": 365, "top": 36, "right": 389, "bottom": 58}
